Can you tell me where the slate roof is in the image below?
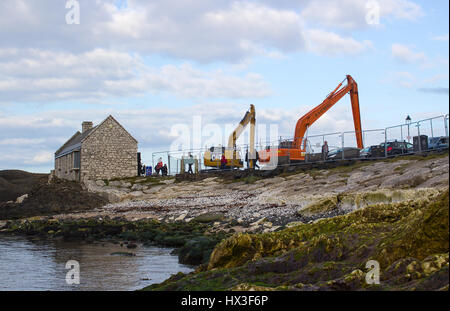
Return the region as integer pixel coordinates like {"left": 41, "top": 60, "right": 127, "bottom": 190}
{"left": 54, "top": 115, "right": 137, "bottom": 159}
{"left": 54, "top": 126, "right": 97, "bottom": 159}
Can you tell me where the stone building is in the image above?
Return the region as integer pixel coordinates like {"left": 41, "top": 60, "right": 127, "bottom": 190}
{"left": 54, "top": 115, "right": 138, "bottom": 181}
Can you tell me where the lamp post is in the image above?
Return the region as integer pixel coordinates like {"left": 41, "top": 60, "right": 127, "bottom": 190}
{"left": 406, "top": 115, "right": 412, "bottom": 143}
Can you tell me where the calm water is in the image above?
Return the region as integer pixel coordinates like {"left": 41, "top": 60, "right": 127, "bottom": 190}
{"left": 0, "top": 236, "right": 193, "bottom": 291}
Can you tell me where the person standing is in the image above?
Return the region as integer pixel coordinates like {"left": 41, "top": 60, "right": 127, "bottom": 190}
{"left": 255, "top": 151, "right": 260, "bottom": 169}
{"left": 322, "top": 141, "right": 329, "bottom": 161}
{"left": 220, "top": 153, "right": 227, "bottom": 170}
{"left": 187, "top": 153, "right": 194, "bottom": 174}
{"left": 155, "top": 158, "right": 163, "bottom": 175}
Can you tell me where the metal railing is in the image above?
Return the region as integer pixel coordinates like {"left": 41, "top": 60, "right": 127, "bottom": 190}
{"left": 149, "top": 113, "right": 449, "bottom": 175}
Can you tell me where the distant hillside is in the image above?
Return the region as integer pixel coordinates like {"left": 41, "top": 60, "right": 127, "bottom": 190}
{"left": 0, "top": 170, "right": 48, "bottom": 202}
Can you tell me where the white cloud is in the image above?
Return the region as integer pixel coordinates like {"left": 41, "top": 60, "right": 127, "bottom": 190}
{"left": 391, "top": 43, "right": 427, "bottom": 64}
{"left": 393, "top": 71, "right": 417, "bottom": 88}
{"left": 384, "top": 71, "right": 449, "bottom": 93}
{"left": 301, "top": 0, "right": 424, "bottom": 30}
{"left": 305, "top": 30, "right": 373, "bottom": 56}
{"left": 0, "top": 0, "right": 308, "bottom": 63}
{"left": 0, "top": 138, "right": 46, "bottom": 146}
{"left": 379, "top": 0, "right": 424, "bottom": 20}
{"left": 0, "top": 48, "right": 271, "bottom": 102}
{"left": 0, "top": 0, "right": 423, "bottom": 64}
{"left": 27, "top": 151, "right": 53, "bottom": 164}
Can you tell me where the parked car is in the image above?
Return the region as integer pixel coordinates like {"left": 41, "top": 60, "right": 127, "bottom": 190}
{"left": 379, "top": 140, "right": 413, "bottom": 156}
{"left": 327, "top": 147, "right": 360, "bottom": 160}
{"left": 428, "top": 136, "right": 449, "bottom": 150}
{"left": 360, "top": 145, "right": 385, "bottom": 158}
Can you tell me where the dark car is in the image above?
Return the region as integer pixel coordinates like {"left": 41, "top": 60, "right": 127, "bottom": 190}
{"left": 380, "top": 140, "right": 413, "bottom": 156}
{"left": 327, "top": 147, "right": 360, "bottom": 160}
{"left": 360, "top": 145, "right": 385, "bottom": 158}
{"left": 428, "top": 136, "right": 449, "bottom": 150}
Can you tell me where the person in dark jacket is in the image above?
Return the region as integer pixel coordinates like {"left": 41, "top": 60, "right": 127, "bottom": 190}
{"left": 162, "top": 164, "right": 168, "bottom": 176}
{"left": 322, "top": 141, "right": 329, "bottom": 161}
{"left": 187, "top": 153, "right": 194, "bottom": 174}
{"left": 255, "top": 151, "right": 260, "bottom": 169}
{"left": 246, "top": 150, "right": 260, "bottom": 169}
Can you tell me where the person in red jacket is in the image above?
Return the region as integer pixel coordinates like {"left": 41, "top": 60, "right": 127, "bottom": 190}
{"left": 220, "top": 154, "right": 227, "bottom": 170}
{"left": 155, "top": 158, "right": 163, "bottom": 175}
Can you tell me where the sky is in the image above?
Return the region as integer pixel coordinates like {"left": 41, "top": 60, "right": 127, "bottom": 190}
{"left": 0, "top": 0, "right": 448, "bottom": 172}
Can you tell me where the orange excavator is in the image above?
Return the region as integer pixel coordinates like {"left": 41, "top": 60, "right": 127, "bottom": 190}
{"left": 259, "top": 75, "right": 363, "bottom": 164}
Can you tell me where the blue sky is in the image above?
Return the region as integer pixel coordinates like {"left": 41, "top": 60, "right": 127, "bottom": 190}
{"left": 0, "top": 0, "right": 448, "bottom": 172}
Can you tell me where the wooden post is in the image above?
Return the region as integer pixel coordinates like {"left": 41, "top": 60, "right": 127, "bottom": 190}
{"left": 180, "top": 158, "right": 185, "bottom": 174}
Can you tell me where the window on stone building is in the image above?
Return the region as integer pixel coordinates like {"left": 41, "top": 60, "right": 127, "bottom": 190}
{"left": 73, "top": 151, "right": 81, "bottom": 169}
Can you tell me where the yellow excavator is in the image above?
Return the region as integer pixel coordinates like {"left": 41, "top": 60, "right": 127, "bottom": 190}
{"left": 203, "top": 104, "right": 256, "bottom": 169}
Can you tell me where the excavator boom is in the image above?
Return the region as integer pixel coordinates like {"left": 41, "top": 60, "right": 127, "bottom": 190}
{"left": 294, "top": 75, "right": 363, "bottom": 150}
{"left": 259, "top": 75, "right": 363, "bottom": 164}
{"left": 228, "top": 104, "right": 256, "bottom": 168}
{"left": 228, "top": 104, "right": 256, "bottom": 148}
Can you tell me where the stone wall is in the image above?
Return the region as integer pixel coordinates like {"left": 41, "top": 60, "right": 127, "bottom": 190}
{"left": 54, "top": 152, "right": 79, "bottom": 181}
{"left": 80, "top": 116, "right": 137, "bottom": 181}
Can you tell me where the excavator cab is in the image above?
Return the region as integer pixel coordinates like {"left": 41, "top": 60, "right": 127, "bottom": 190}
{"left": 204, "top": 147, "right": 243, "bottom": 168}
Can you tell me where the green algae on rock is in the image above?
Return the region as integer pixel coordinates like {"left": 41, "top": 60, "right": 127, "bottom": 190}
{"left": 145, "top": 190, "right": 449, "bottom": 291}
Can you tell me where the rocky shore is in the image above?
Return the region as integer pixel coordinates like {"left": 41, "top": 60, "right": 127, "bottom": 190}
{"left": 1, "top": 152, "right": 448, "bottom": 290}
{"left": 146, "top": 190, "right": 448, "bottom": 291}
{"left": 56, "top": 153, "right": 449, "bottom": 231}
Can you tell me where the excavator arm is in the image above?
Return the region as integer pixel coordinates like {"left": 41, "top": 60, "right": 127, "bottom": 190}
{"left": 228, "top": 104, "right": 256, "bottom": 168}
{"left": 227, "top": 104, "right": 256, "bottom": 148}
{"left": 293, "top": 75, "right": 363, "bottom": 150}
{"left": 203, "top": 104, "right": 256, "bottom": 169}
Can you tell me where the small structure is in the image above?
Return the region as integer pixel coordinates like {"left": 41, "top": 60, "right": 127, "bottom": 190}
{"left": 54, "top": 115, "right": 138, "bottom": 181}
{"left": 180, "top": 155, "right": 199, "bottom": 175}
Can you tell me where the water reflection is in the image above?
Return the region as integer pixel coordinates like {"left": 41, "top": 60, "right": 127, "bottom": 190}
{"left": 0, "top": 236, "right": 193, "bottom": 291}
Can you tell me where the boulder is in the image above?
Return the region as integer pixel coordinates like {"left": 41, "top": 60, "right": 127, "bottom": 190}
{"left": 101, "top": 189, "right": 128, "bottom": 203}
{"left": 129, "top": 191, "right": 144, "bottom": 198}
{"left": 131, "top": 184, "right": 144, "bottom": 191}
{"left": 175, "top": 213, "right": 188, "bottom": 222}
{"left": 178, "top": 237, "right": 217, "bottom": 265}
{"left": 143, "top": 185, "right": 163, "bottom": 194}
{"left": 250, "top": 217, "right": 266, "bottom": 226}
{"left": 381, "top": 167, "right": 430, "bottom": 188}
{"left": 121, "top": 182, "right": 132, "bottom": 188}
{"left": 109, "top": 181, "right": 122, "bottom": 187}
{"left": 263, "top": 222, "right": 273, "bottom": 228}
{"left": 95, "top": 180, "right": 105, "bottom": 187}
{"left": 193, "top": 212, "right": 225, "bottom": 223}
{"left": 82, "top": 180, "right": 103, "bottom": 192}
{"left": 16, "top": 194, "right": 28, "bottom": 204}
{"left": 161, "top": 179, "right": 175, "bottom": 185}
